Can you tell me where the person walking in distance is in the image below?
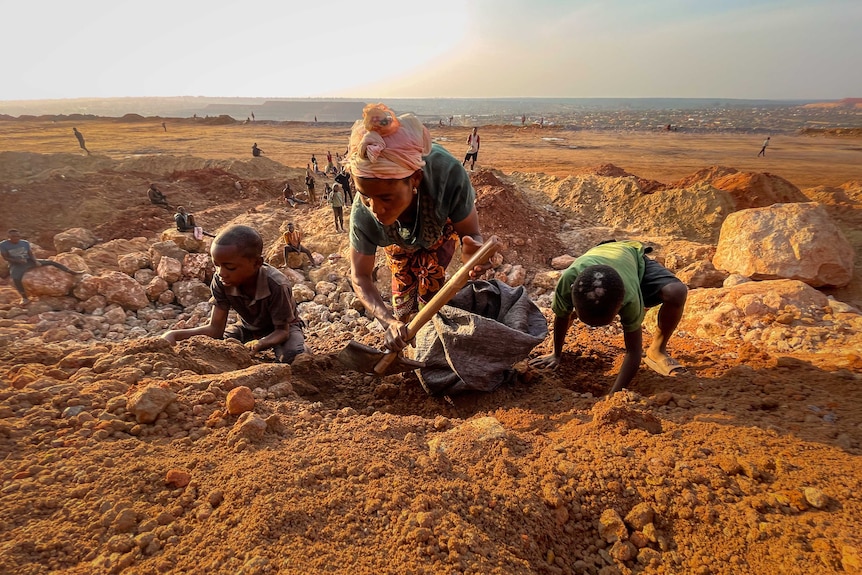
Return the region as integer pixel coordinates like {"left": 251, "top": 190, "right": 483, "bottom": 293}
{"left": 758, "top": 136, "right": 770, "bottom": 157}
{"left": 73, "top": 127, "right": 90, "bottom": 155}
{"left": 462, "top": 127, "right": 480, "bottom": 171}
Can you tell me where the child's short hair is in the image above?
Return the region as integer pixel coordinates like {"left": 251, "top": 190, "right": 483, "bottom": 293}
{"left": 572, "top": 265, "right": 625, "bottom": 326}
{"left": 213, "top": 225, "right": 263, "bottom": 260}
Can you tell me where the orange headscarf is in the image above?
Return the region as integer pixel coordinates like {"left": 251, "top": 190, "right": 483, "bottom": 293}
{"left": 347, "top": 103, "right": 432, "bottom": 179}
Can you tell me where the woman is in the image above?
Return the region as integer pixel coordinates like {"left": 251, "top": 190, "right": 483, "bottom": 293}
{"left": 347, "top": 103, "right": 491, "bottom": 354}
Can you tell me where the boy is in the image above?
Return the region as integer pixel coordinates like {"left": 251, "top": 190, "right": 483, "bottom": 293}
{"left": 282, "top": 223, "right": 315, "bottom": 266}
{"left": 162, "top": 225, "right": 306, "bottom": 364}
{"left": 529, "top": 240, "right": 688, "bottom": 394}
{"left": 0, "top": 229, "right": 82, "bottom": 305}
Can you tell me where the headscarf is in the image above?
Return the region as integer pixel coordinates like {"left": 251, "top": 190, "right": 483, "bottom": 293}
{"left": 347, "top": 103, "right": 432, "bottom": 180}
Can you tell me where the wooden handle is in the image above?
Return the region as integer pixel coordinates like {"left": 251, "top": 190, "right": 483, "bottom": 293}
{"left": 372, "top": 236, "right": 499, "bottom": 375}
{"left": 405, "top": 236, "right": 499, "bottom": 340}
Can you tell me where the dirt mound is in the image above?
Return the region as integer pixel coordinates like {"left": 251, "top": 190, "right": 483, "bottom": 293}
{"left": 671, "top": 165, "right": 740, "bottom": 189}
{"left": 2, "top": 128, "right": 862, "bottom": 575}
{"left": 712, "top": 171, "right": 809, "bottom": 210}
{"left": 472, "top": 170, "right": 565, "bottom": 265}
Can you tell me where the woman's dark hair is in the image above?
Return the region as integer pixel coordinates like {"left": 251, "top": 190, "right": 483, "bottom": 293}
{"left": 572, "top": 264, "right": 625, "bottom": 326}
{"left": 213, "top": 225, "right": 263, "bottom": 260}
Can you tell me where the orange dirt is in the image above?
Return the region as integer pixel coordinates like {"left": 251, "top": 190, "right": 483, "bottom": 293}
{"left": 0, "top": 118, "right": 860, "bottom": 575}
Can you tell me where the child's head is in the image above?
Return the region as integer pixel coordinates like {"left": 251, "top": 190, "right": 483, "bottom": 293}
{"left": 571, "top": 265, "right": 625, "bottom": 326}
{"left": 7, "top": 229, "right": 20, "bottom": 242}
{"left": 211, "top": 225, "right": 264, "bottom": 288}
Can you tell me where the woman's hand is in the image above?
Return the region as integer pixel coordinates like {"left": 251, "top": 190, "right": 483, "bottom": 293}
{"left": 384, "top": 319, "right": 410, "bottom": 352}
{"left": 529, "top": 354, "right": 560, "bottom": 370}
{"left": 461, "top": 235, "right": 494, "bottom": 279}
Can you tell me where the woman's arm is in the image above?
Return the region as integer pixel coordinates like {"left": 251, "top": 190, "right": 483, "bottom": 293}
{"left": 452, "top": 207, "right": 492, "bottom": 278}
{"left": 350, "top": 247, "right": 409, "bottom": 351}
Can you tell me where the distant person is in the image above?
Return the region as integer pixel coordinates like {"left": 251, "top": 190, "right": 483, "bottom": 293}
{"left": 162, "top": 122, "right": 167, "bottom": 132}
{"left": 448, "top": 116, "right": 453, "bottom": 126}
{"left": 282, "top": 182, "right": 307, "bottom": 208}
{"left": 758, "top": 136, "right": 770, "bottom": 157}
{"left": 305, "top": 173, "right": 317, "bottom": 205}
{"left": 521, "top": 114, "right": 526, "bottom": 126}
{"left": 1, "top": 229, "right": 82, "bottom": 305}
{"left": 529, "top": 240, "right": 688, "bottom": 394}
{"left": 174, "top": 206, "right": 215, "bottom": 238}
{"left": 251, "top": 112, "right": 255, "bottom": 122}
{"left": 282, "top": 222, "right": 315, "bottom": 266}
{"left": 72, "top": 127, "right": 90, "bottom": 155}
{"left": 252, "top": 143, "right": 263, "bottom": 157}
{"left": 462, "top": 127, "right": 480, "bottom": 171}
{"left": 162, "top": 225, "right": 307, "bottom": 364}
{"left": 329, "top": 183, "right": 345, "bottom": 233}
{"left": 311, "top": 154, "right": 319, "bottom": 173}
{"left": 147, "top": 184, "right": 170, "bottom": 209}
{"left": 334, "top": 168, "right": 353, "bottom": 204}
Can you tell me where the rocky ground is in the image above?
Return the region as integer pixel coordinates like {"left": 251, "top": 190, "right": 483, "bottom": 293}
{"left": 0, "top": 119, "right": 861, "bottom": 575}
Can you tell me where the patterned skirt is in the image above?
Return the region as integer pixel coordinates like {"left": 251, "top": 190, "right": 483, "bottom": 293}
{"left": 384, "top": 222, "right": 458, "bottom": 320}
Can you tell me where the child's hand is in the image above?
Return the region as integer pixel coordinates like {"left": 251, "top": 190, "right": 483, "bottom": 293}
{"left": 244, "top": 339, "right": 260, "bottom": 353}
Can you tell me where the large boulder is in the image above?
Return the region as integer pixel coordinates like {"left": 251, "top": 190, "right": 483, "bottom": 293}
{"left": 52, "top": 253, "right": 90, "bottom": 274}
{"left": 21, "top": 265, "right": 77, "bottom": 297}
{"left": 97, "top": 271, "right": 150, "bottom": 310}
{"left": 81, "top": 238, "right": 151, "bottom": 274}
{"left": 54, "top": 227, "right": 98, "bottom": 253}
{"left": 713, "top": 203, "right": 854, "bottom": 288}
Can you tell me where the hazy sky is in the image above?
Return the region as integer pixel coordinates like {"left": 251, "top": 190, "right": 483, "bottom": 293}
{"left": 3, "top": 0, "right": 860, "bottom": 101}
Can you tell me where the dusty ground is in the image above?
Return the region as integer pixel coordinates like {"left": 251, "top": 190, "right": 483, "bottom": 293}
{"left": 0, "top": 118, "right": 861, "bottom": 575}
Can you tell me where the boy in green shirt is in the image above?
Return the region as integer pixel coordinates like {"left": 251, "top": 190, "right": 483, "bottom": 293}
{"left": 530, "top": 240, "right": 688, "bottom": 394}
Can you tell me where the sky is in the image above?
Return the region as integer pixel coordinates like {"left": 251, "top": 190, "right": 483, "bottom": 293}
{"left": 2, "top": 0, "right": 861, "bottom": 101}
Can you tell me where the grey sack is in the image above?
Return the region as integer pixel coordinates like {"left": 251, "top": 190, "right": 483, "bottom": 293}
{"left": 413, "top": 279, "right": 548, "bottom": 396}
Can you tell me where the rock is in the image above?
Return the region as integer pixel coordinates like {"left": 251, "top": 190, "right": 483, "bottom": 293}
{"left": 598, "top": 509, "right": 628, "bottom": 543}
{"left": 145, "top": 277, "right": 170, "bottom": 301}
{"left": 165, "top": 469, "right": 191, "bottom": 488}
{"left": 172, "top": 280, "right": 212, "bottom": 308}
{"left": 21, "top": 265, "right": 77, "bottom": 297}
{"left": 157, "top": 290, "right": 175, "bottom": 305}
{"left": 72, "top": 274, "right": 101, "bottom": 300}
{"left": 723, "top": 274, "right": 752, "bottom": 287}
{"left": 625, "top": 503, "right": 655, "bottom": 531}
{"left": 81, "top": 295, "right": 107, "bottom": 313}
{"left": 156, "top": 256, "right": 183, "bottom": 284}
{"left": 226, "top": 386, "right": 255, "bottom": 415}
{"left": 803, "top": 487, "right": 829, "bottom": 509}
{"left": 82, "top": 238, "right": 151, "bottom": 274}
{"left": 54, "top": 227, "right": 97, "bottom": 253}
{"left": 127, "top": 386, "right": 177, "bottom": 424}
{"left": 609, "top": 540, "right": 637, "bottom": 562}
{"left": 293, "top": 284, "right": 316, "bottom": 303}
{"left": 103, "top": 305, "right": 127, "bottom": 325}
{"left": 286, "top": 251, "right": 310, "bottom": 269}
{"left": 531, "top": 270, "right": 562, "bottom": 292}
{"left": 506, "top": 264, "right": 527, "bottom": 287}
{"left": 713, "top": 203, "right": 854, "bottom": 287}
{"left": 149, "top": 241, "right": 189, "bottom": 269}
{"left": 52, "top": 252, "right": 90, "bottom": 274}
{"left": 182, "top": 253, "right": 213, "bottom": 282}
{"left": 117, "top": 252, "right": 151, "bottom": 276}
{"left": 97, "top": 271, "right": 151, "bottom": 310}
{"left": 676, "top": 260, "right": 728, "bottom": 289}
{"left": 134, "top": 268, "right": 155, "bottom": 285}
{"left": 551, "top": 255, "right": 576, "bottom": 270}
{"left": 160, "top": 229, "right": 206, "bottom": 253}
{"left": 228, "top": 412, "right": 267, "bottom": 443}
